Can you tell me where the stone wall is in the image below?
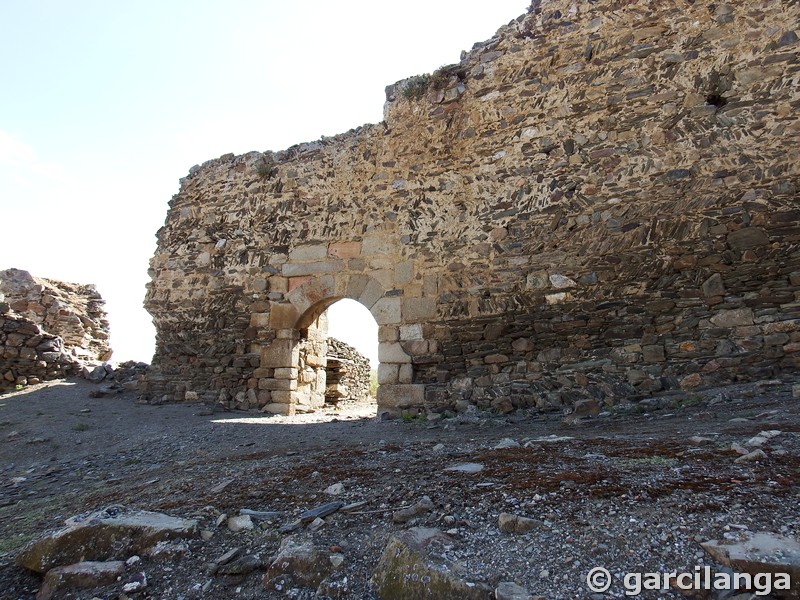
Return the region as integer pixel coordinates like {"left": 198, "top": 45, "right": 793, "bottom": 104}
{"left": 326, "top": 337, "right": 372, "bottom": 405}
{"left": 144, "top": 0, "right": 800, "bottom": 416}
{"left": 0, "top": 269, "right": 112, "bottom": 390}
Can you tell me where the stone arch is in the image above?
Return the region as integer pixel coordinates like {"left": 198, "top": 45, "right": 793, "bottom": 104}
{"left": 257, "top": 273, "right": 423, "bottom": 416}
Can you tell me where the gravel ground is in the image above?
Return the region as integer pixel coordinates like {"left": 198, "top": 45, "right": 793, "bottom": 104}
{"left": 0, "top": 377, "right": 798, "bottom": 599}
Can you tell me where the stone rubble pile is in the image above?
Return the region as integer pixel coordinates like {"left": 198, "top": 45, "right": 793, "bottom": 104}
{"left": 0, "top": 268, "right": 113, "bottom": 391}
{"left": 325, "top": 337, "right": 372, "bottom": 405}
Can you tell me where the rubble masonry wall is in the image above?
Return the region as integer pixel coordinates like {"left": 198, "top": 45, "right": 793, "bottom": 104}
{"left": 144, "top": 0, "right": 800, "bottom": 416}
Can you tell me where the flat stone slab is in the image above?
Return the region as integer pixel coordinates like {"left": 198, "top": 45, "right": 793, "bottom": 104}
{"left": 16, "top": 507, "right": 197, "bottom": 573}
{"left": 702, "top": 532, "right": 800, "bottom": 597}
{"left": 444, "top": 462, "right": 484, "bottom": 474}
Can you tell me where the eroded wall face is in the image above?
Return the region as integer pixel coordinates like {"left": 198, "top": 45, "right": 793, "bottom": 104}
{"left": 145, "top": 0, "right": 800, "bottom": 415}
{"left": 0, "top": 268, "right": 112, "bottom": 389}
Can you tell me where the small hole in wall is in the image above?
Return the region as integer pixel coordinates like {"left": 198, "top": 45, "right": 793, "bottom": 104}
{"left": 706, "top": 93, "right": 727, "bottom": 109}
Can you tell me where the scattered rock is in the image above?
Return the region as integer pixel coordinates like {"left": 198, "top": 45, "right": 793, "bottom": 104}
{"left": 495, "top": 581, "right": 532, "bottom": 600}
{"left": 214, "top": 547, "right": 241, "bottom": 566}
{"left": 498, "top": 513, "right": 538, "bottom": 534}
{"left": 227, "top": 514, "right": 254, "bottom": 532}
{"left": 36, "top": 561, "right": 125, "bottom": 600}
{"left": 217, "top": 554, "right": 269, "bottom": 576}
{"left": 731, "top": 442, "right": 750, "bottom": 455}
{"left": 239, "top": 508, "right": 283, "bottom": 521}
{"left": 16, "top": 507, "right": 197, "bottom": 573}
{"left": 299, "top": 500, "right": 345, "bottom": 523}
{"left": 263, "top": 537, "right": 336, "bottom": 589}
{"left": 325, "top": 482, "right": 344, "bottom": 495}
{"left": 572, "top": 398, "right": 601, "bottom": 418}
{"left": 122, "top": 571, "right": 147, "bottom": 593}
{"left": 734, "top": 449, "right": 767, "bottom": 464}
{"left": 85, "top": 365, "right": 108, "bottom": 383}
{"left": 371, "top": 527, "right": 492, "bottom": 599}
{"left": 444, "top": 462, "right": 484, "bottom": 474}
{"left": 688, "top": 436, "right": 714, "bottom": 445}
{"left": 147, "top": 540, "right": 188, "bottom": 559}
{"left": 392, "top": 495, "right": 435, "bottom": 524}
{"left": 493, "top": 438, "right": 521, "bottom": 449}
{"left": 316, "top": 576, "right": 351, "bottom": 599}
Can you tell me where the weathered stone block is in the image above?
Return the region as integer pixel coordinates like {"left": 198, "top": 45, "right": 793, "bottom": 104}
{"left": 526, "top": 270, "right": 549, "bottom": 290}
{"left": 282, "top": 260, "right": 344, "bottom": 277}
{"left": 484, "top": 353, "right": 508, "bottom": 364}
{"left": 710, "top": 308, "right": 754, "bottom": 328}
{"left": 262, "top": 402, "right": 294, "bottom": 415}
{"left": 511, "top": 337, "right": 534, "bottom": 352}
{"left": 260, "top": 378, "right": 297, "bottom": 391}
{"left": 261, "top": 340, "right": 299, "bottom": 368}
{"left": 727, "top": 227, "right": 769, "bottom": 249}
{"left": 376, "top": 384, "right": 424, "bottom": 408}
{"left": 701, "top": 273, "right": 726, "bottom": 297}
{"left": 269, "top": 304, "right": 299, "bottom": 329}
{"left": 327, "top": 241, "right": 362, "bottom": 259}
{"left": 358, "top": 278, "right": 384, "bottom": 309}
{"left": 403, "top": 298, "right": 436, "bottom": 322}
{"left": 274, "top": 367, "right": 298, "bottom": 379}
{"left": 398, "top": 363, "right": 413, "bottom": 384}
{"left": 642, "top": 345, "right": 665, "bottom": 363}
{"left": 378, "top": 342, "right": 411, "bottom": 363}
{"left": 288, "top": 244, "right": 328, "bottom": 261}
{"left": 378, "top": 364, "right": 399, "bottom": 384}
{"left": 371, "top": 297, "right": 402, "bottom": 325}
{"left": 399, "top": 324, "right": 423, "bottom": 341}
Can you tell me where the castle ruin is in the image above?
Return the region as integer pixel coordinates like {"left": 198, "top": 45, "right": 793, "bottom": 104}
{"left": 143, "top": 0, "right": 800, "bottom": 416}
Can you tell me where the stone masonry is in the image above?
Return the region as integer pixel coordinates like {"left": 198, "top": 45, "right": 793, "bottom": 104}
{"left": 0, "top": 269, "right": 112, "bottom": 390}
{"left": 326, "top": 337, "right": 373, "bottom": 405}
{"left": 144, "top": 0, "right": 800, "bottom": 417}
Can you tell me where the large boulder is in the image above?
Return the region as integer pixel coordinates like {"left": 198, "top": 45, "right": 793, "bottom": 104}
{"left": 263, "top": 536, "right": 340, "bottom": 590}
{"left": 371, "top": 527, "right": 492, "bottom": 599}
{"left": 16, "top": 507, "right": 197, "bottom": 573}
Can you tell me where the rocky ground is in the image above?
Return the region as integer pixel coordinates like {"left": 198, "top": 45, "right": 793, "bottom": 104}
{"left": 0, "top": 377, "right": 798, "bottom": 599}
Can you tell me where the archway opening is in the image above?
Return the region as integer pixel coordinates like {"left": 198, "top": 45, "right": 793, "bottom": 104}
{"left": 327, "top": 299, "right": 379, "bottom": 405}
{"left": 295, "top": 298, "right": 378, "bottom": 413}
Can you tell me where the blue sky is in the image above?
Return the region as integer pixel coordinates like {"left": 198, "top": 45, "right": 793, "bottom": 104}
{"left": 1, "top": 0, "right": 526, "bottom": 364}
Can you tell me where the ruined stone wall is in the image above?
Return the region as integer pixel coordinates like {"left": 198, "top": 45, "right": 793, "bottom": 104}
{"left": 145, "top": 0, "right": 800, "bottom": 416}
{"left": 0, "top": 269, "right": 112, "bottom": 390}
{"left": 326, "top": 337, "right": 372, "bottom": 404}
{"left": 294, "top": 311, "right": 328, "bottom": 413}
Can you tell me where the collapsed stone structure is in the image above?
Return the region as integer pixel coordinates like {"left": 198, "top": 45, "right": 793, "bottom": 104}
{"left": 0, "top": 268, "right": 112, "bottom": 389}
{"left": 326, "top": 337, "right": 373, "bottom": 405}
{"left": 144, "top": 0, "right": 799, "bottom": 416}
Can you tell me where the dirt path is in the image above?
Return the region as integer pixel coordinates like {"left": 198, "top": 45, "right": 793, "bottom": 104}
{"left": 1, "top": 378, "right": 798, "bottom": 599}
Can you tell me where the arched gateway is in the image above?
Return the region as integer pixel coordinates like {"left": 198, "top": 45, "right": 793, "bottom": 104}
{"left": 143, "top": 0, "right": 800, "bottom": 417}
{"left": 259, "top": 272, "right": 420, "bottom": 415}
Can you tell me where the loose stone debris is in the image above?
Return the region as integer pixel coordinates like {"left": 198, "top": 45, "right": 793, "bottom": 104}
{"left": 0, "top": 377, "right": 798, "bottom": 598}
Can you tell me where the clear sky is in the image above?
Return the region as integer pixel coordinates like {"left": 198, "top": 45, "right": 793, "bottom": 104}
{"left": 1, "top": 0, "right": 526, "bottom": 365}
